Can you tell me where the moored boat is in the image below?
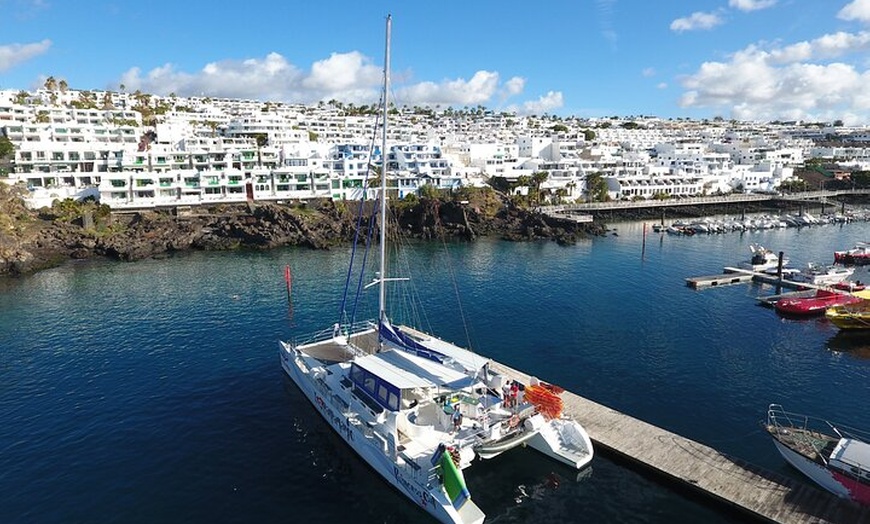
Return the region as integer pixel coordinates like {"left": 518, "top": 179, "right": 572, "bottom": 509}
{"left": 834, "top": 242, "right": 870, "bottom": 265}
{"left": 774, "top": 289, "right": 861, "bottom": 316}
{"left": 794, "top": 263, "right": 855, "bottom": 286}
{"left": 833, "top": 280, "right": 866, "bottom": 292}
{"left": 825, "top": 299, "right": 870, "bottom": 330}
{"left": 739, "top": 243, "right": 789, "bottom": 272}
{"left": 279, "top": 16, "right": 593, "bottom": 524}
{"left": 764, "top": 404, "right": 870, "bottom": 505}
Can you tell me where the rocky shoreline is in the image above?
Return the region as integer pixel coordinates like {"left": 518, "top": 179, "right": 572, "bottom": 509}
{"left": 3, "top": 188, "right": 866, "bottom": 278}
{"left": 0, "top": 192, "right": 607, "bottom": 277}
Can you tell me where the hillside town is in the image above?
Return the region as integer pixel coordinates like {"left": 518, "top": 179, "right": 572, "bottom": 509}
{"left": 1, "top": 85, "right": 870, "bottom": 211}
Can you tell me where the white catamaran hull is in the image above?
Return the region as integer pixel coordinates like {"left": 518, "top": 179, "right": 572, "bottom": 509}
{"left": 771, "top": 438, "right": 852, "bottom": 499}
{"left": 280, "top": 341, "right": 484, "bottom": 524}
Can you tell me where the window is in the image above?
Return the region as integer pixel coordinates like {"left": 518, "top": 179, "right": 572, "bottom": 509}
{"left": 364, "top": 376, "right": 376, "bottom": 396}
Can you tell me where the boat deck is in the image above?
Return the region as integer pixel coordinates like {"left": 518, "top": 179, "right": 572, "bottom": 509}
{"left": 297, "top": 329, "right": 380, "bottom": 362}
{"left": 767, "top": 426, "right": 839, "bottom": 463}
{"left": 489, "top": 361, "right": 870, "bottom": 524}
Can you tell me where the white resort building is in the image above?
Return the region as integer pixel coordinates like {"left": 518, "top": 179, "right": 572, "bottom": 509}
{"left": 0, "top": 87, "right": 843, "bottom": 210}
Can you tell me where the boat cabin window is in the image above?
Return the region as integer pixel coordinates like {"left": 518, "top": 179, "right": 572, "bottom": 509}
{"left": 349, "top": 363, "right": 402, "bottom": 412}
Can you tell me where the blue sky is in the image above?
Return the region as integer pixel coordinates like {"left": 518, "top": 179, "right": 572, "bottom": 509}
{"left": 2, "top": 0, "right": 870, "bottom": 123}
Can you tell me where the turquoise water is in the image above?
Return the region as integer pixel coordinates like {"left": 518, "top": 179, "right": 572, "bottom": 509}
{"left": 2, "top": 220, "right": 869, "bottom": 523}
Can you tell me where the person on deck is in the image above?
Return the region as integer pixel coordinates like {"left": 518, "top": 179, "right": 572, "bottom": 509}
{"left": 510, "top": 381, "right": 519, "bottom": 409}
{"left": 451, "top": 404, "right": 463, "bottom": 432}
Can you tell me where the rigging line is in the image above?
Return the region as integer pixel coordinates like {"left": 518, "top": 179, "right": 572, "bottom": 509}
{"left": 349, "top": 204, "right": 378, "bottom": 328}
{"left": 388, "top": 205, "right": 431, "bottom": 332}
{"left": 433, "top": 200, "right": 476, "bottom": 352}
{"left": 336, "top": 67, "right": 387, "bottom": 328}
{"left": 349, "top": 104, "right": 386, "bottom": 328}
{"left": 338, "top": 175, "right": 372, "bottom": 327}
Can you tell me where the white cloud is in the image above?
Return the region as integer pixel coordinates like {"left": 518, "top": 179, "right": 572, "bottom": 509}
{"left": 596, "top": 0, "right": 618, "bottom": 49}
{"left": 642, "top": 67, "right": 656, "bottom": 77}
{"left": 670, "top": 12, "right": 724, "bottom": 33}
{"left": 678, "top": 31, "right": 870, "bottom": 122}
{"left": 728, "top": 0, "right": 777, "bottom": 12}
{"left": 302, "top": 52, "right": 382, "bottom": 92}
{"left": 498, "top": 76, "right": 526, "bottom": 103}
{"left": 839, "top": 0, "right": 870, "bottom": 23}
{"left": 767, "top": 31, "right": 870, "bottom": 64}
{"left": 0, "top": 39, "right": 51, "bottom": 72}
{"left": 119, "top": 52, "right": 382, "bottom": 103}
{"left": 397, "top": 71, "right": 500, "bottom": 107}
{"left": 519, "top": 91, "right": 564, "bottom": 115}
{"left": 116, "top": 52, "right": 535, "bottom": 110}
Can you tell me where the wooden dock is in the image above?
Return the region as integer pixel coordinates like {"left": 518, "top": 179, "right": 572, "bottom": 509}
{"left": 490, "top": 361, "right": 870, "bottom": 524}
{"left": 687, "top": 267, "right": 817, "bottom": 291}
{"left": 686, "top": 273, "right": 754, "bottom": 289}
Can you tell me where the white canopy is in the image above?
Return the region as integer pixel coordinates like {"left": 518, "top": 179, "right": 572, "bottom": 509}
{"left": 354, "top": 349, "right": 470, "bottom": 391}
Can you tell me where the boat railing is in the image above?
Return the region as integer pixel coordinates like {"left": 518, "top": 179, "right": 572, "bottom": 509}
{"left": 293, "top": 319, "right": 376, "bottom": 347}
{"left": 768, "top": 404, "right": 832, "bottom": 464}
{"left": 769, "top": 403, "right": 870, "bottom": 442}
{"left": 426, "top": 466, "right": 442, "bottom": 488}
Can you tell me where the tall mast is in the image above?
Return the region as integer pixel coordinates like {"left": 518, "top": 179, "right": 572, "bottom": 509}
{"left": 378, "top": 14, "right": 391, "bottom": 324}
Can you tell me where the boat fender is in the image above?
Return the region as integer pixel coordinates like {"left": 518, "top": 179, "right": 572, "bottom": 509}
{"left": 524, "top": 413, "right": 546, "bottom": 431}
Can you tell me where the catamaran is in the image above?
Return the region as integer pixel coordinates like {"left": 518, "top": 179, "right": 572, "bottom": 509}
{"left": 279, "top": 15, "right": 593, "bottom": 524}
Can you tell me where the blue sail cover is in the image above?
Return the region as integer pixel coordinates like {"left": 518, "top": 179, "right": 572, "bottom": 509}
{"left": 379, "top": 320, "right": 446, "bottom": 363}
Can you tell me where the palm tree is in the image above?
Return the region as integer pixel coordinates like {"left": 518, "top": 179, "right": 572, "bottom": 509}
{"left": 0, "top": 135, "right": 14, "bottom": 161}
{"left": 531, "top": 171, "right": 549, "bottom": 205}
{"left": 253, "top": 133, "right": 268, "bottom": 166}
{"left": 44, "top": 76, "right": 57, "bottom": 92}
{"left": 58, "top": 79, "right": 68, "bottom": 92}
{"left": 513, "top": 175, "right": 531, "bottom": 202}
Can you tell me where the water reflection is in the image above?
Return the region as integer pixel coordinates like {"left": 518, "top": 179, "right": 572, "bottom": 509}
{"left": 827, "top": 330, "right": 870, "bottom": 359}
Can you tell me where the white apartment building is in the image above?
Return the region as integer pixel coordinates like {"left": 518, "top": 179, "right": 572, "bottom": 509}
{"left": 0, "top": 88, "right": 823, "bottom": 209}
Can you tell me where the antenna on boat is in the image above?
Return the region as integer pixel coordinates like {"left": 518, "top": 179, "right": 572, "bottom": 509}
{"left": 378, "top": 14, "right": 391, "bottom": 327}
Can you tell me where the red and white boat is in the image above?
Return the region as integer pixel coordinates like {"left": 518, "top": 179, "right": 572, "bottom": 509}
{"left": 833, "top": 280, "right": 866, "bottom": 292}
{"left": 834, "top": 243, "right": 870, "bottom": 265}
{"left": 765, "top": 404, "right": 870, "bottom": 505}
{"left": 774, "top": 289, "right": 862, "bottom": 316}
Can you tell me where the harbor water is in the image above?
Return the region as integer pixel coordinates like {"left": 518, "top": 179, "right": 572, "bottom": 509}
{"left": 2, "top": 218, "right": 870, "bottom": 523}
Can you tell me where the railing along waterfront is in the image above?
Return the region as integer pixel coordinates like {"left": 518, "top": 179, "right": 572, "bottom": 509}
{"left": 538, "top": 189, "right": 870, "bottom": 214}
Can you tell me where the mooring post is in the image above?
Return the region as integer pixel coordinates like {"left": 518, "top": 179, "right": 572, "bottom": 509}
{"left": 776, "top": 251, "right": 785, "bottom": 295}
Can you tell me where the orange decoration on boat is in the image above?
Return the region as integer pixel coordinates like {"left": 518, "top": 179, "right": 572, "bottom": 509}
{"left": 523, "top": 383, "right": 564, "bottom": 420}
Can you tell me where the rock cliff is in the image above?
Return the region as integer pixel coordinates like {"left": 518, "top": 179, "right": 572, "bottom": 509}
{"left": 0, "top": 188, "right": 606, "bottom": 277}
